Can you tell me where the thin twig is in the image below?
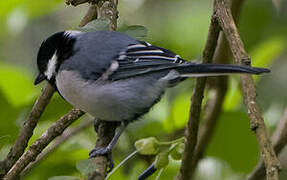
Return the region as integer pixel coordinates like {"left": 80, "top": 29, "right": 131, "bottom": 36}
{"left": 96, "top": 0, "right": 118, "bottom": 30}
{"left": 272, "top": 109, "right": 287, "bottom": 154}
{"left": 88, "top": 121, "right": 118, "bottom": 180}
{"left": 155, "top": 168, "right": 164, "bottom": 180}
{"left": 0, "top": 83, "right": 55, "bottom": 178}
{"left": 188, "top": 0, "right": 245, "bottom": 177}
{"left": 20, "top": 118, "right": 93, "bottom": 177}
{"left": 1, "top": 1, "right": 100, "bottom": 178}
{"left": 79, "top": 4, "right": 98, "bottom": 27}
{"left": 3, "top": 109, "right": 84, "bottom": 180}
{"left": 214, "top": 0, "right": 281, "bottom": 179}
{"left": 248, "top": 108, "right": 287, "bottom": 180}
{"left": 106, "top": 150, "right": 138, "bottom": 179}
{"left": 191, "top": 79, "right": 228, "bottom": 174}
{"left": 177, "top": 2, "right": 221, "bottom": 179}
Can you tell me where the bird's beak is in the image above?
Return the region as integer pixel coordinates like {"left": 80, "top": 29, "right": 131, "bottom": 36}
{"left": 34, "top": 73, "right": 45, "bottom": 85}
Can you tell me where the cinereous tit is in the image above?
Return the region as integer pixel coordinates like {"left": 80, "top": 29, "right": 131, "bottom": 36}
{"left": 34, "top": 30, "right": 269, "bottom": 162}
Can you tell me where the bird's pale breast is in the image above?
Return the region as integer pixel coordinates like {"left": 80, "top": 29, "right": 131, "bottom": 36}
{"left": 56, "top": 70, "right": 169, "bottom": 121}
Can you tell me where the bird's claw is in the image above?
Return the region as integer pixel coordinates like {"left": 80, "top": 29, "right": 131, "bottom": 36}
{"left": 89, "top": 147, "right": 114, "bottom": 172}
{"left": 89, "top": 147, "right": 111, "bottom": 157}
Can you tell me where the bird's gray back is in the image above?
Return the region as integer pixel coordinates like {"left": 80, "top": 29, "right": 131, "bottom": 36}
{"left": 60, "top": 31, "right": 139, "bottom": 80}
{"left": 54, "top": 31, "right": 186, "bottom": 121}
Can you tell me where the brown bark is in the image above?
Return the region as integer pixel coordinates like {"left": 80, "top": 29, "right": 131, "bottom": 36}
{"left": 4, "top": 109, "right": 84, "bottom": 180}
{"left": 0, "top": 83, "right": 55, "bottom": 178}
{"left": 177, "top": 3, "right": 221, "bottom": 180}
{"left": 178, "top": 0, "right": 280, "bottom": 180}
{"left": 214, "top": 0, "right": 281, "bottom": 179}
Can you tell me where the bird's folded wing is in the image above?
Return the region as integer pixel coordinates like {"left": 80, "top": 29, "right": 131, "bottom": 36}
{"left": 109, "top": 41, "right": 187, "bottom": 80}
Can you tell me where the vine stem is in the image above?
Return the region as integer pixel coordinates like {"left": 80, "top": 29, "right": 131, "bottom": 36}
{"left": 105, "top": 150, "right": 138, "bottom": 179}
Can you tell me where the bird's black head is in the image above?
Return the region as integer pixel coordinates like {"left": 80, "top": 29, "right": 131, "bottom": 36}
{"left": 34, "top": 31, "right": 81, "bottom": 85}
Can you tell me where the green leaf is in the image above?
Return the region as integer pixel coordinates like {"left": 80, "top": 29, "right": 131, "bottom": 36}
{"left": 24, "top": 0, "right": 62, "bottom": 17}
{"left": 48, "top": 176, "right": 80, "bottom": 180}
{"left": 121, "top": 25, "right": 148, "bottom": 40}
{"left": 154, "top": 151, "right": 169, "bottom": 169}
{"left": 223, "top": 36, "right": 285, "bottom": 111}
{"left": 0, "top": 0, "right": 62, "bottom": 19}
{"left": 76, "top": 159, "right": 98, "bottom": 176}
{"left": 0, "top": 90, "right": 21, "bottom": 141}
{"left": 165, "top": 93, "right": 190, "bottom": 131}
{"left": 170, "top": 142, "right": 184, "bottom": 160}
{"left": 78, "top": 19, "right": 110, "bottom": 32}
{"left": 135, "top": 137, "right": 159, "bottom": 155}
{"left": 250, "top": 36, "right": 286, "bottom": 82}
{"left": 40, "top": 93, "right": 72, "bottom": 121}
{"left": 0, "top": 63, "right": 36, "bottom": 107}
{"left": 206, "top": 111, "right": 259, "bottom": 173}
{"left": 223, "top": 77, "right": 242, "bottom": 111}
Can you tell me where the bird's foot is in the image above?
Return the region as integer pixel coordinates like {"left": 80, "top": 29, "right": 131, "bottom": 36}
{"left": 89, "top": 147, "right": 114, "bottom": 172}
{"left": 89, "top": 146, "right": 111, "bottom": 157}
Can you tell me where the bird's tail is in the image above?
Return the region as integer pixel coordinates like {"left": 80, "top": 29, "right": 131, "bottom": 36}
{"left": 175, "top": 63, "right": 270, "bottom": 77}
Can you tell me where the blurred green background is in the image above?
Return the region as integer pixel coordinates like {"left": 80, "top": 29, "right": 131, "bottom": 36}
{"left": 0, "top": 0, "right": 287, "bottom": 179}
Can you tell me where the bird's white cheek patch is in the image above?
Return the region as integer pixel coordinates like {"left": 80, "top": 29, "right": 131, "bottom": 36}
{"left": 45, "top": 51, "right": 58, "bottom": 80}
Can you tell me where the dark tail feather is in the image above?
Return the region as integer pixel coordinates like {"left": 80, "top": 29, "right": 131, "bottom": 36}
{"left": 176, "top": 63, "right": 270, "bottom": 77}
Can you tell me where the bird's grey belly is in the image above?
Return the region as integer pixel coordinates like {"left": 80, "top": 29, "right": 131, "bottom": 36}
{"left": 56, "top": 70, "right": 168, "bottom": 121}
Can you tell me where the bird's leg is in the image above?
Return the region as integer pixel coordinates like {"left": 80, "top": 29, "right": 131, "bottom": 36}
{"left": 89, "top": 121, "right": 128, "bottom": 171}
{"left": 89, "top": 121, "right": 127, "bottom": 156}
{"left": 93, "top": 118, "right": 100, "bottom": 133}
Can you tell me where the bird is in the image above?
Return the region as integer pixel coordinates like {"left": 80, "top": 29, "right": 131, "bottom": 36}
{"left": 34, "top": 30, "right": 269, "bottom": 170}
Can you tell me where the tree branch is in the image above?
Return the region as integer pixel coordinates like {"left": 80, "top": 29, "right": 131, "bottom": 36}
{"left": 214, "top": 0, "right": 281, "bottom": 179}
{"left": 177, "top": 3, "right": 221, "bottom": 180}
{"left": 272, "top": 109, "right": 287, "bottom": 157}
{"left": 20, "top": 118, "right": 93, "bottom": 177}
{"left": 88, "top": 121, "right": 118, "bottom": 180}
{"left": 247, "top": 108, "right": 287, "bottom": 180}
{"left": 96, "top": 0, "right": 118, "bottom": 30}
{"left": 79, "top": 4, "right": 98, "bottom": 27}
{"left": 2, "top": 0, "right": 112, "bottom": 178}
{"left": 76, "top": 1, "right": 119, "bottom": 180}
{"left": 178, "top": 0, "right": 280, "bottom": 179}
{"left": 188, "top": 0, "right": 245, "bottom": 177}
{"left": 0, "top": 83, "right": 55, "bottom": 178}
{"left": 3, "top": 109, "right": 84, "bottom": 180}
